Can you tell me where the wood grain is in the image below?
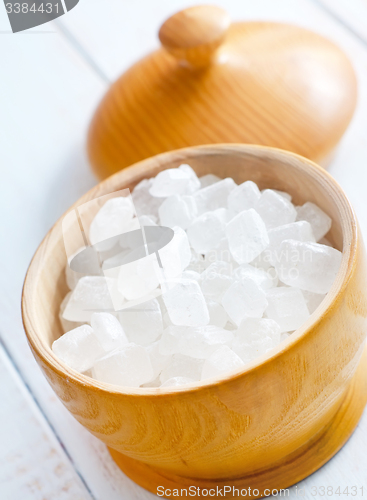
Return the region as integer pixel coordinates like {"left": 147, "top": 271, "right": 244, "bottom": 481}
{"left": 22, "top": 145, "right": 367, "bottom": 498}
{"left": 87, "top": 6, "right": 357, "bottom": 179}
{"left": 0, "top": 345, "right": 92, "bottom": 500}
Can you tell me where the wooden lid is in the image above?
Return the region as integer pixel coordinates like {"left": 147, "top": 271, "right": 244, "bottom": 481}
{"left": 88, "top": 5, "right": 357, "bottom": 179}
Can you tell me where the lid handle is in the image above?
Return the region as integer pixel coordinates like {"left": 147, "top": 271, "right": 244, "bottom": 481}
{"left": 159, "top": 5, "right": 231, "bottom": 68}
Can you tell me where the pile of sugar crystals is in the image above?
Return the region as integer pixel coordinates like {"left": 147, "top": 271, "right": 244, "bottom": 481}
{"left": 54, "top": 164, "right": 341, "bottom": 388}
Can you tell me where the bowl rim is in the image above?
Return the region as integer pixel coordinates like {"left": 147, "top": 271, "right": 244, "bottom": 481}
{"left": 22, "top": 144, "right": 358, "bottom": 397}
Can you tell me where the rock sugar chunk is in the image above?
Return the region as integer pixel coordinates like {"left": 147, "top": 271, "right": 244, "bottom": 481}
{"left": 149, "top": 164, "right": 200, "bottom": 197}
{"left": 159, "top": 325, "right": 233, "bottom": 359}
{"left": 199, "top": 174, "right": 220, "bottom": 188}
{"left": 187, "top": 209, "right": 226, "bottom": 254}
{"left": 200, "top": 261, "right": 234, "bottom": 302}
{"left": 159, "top": 194, "right": 197, "bottom": 229}
{"left": 193, "top": 178, "right": 236, "bottom": 214}
{"left": 234, "top": 264, "right": 277, "bottom": 290}
{"left": 201, "top": 346, "right": 245, "bottom": 380}
{"left": 302, "top": 290, "right": 326, "bottom": 314}
{"left": 118, "top": 252, "right": 160, "bottom": 300}
{"left": 119, "top": 298, "right": 163, "bottom": 346}
{"left": 255, "top": 189, "right": 297, "bottom": 229}
{"left": 222, "top": 278, "right": 268, "bottom": 326}
{"left": 274, "top": 239, "right": 342, "bottom": 294}
{"left": 89, "top": 197, "right": 135, "bottom": 251}
{"left": 160, "top": 353, "right": 204, "bottom": 383}
{"left": 63, "top": 276, "right": 115, "bottom": 323}
{"left": 52, "top": 325, "right": 104, "bottom": 373}
{"left": 296, "top": 202, "right": 332, "bottom": 241}
{"left": 265, "top": 287, "right": 310, "bottom": 332}
{"left": 159, "top": 226, "right": 191, "bottom": 279}
{"left": 91, "top": 313, "right": 129, "bottom": 352}
{"left": 145, "top": 341, "right": 171, "bottom": 380}
{"left": 267, "top": 221, "right": 315, "bottom": 265}
{"left": 92, "top": 343, "right": 154, "bottom": 387}
{"left": 160, "top": 377, "right": 195, "bottom": 387}
{"left": 132, "top": 178, "right": 163, "bottom": 218}
{"left": 226, "top": 209, "right": 269, "bottom": 264}
{"left": 162, "top": 279, "right": 209, "bottom": 327}
{"left": 227, "top": 181, "right": 261, "bottom": 214}
{"left": 232, "top": 318, "right": 281, "bottom": 361}
{"left": 206, "top": 299, "right": 228, "bottom": 328}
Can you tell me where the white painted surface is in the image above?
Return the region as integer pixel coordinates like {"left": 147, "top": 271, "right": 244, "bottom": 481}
{"left": 0, "top": 0, "right": 366, "bottom": 498}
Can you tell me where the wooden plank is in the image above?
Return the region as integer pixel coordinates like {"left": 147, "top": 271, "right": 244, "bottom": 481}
{"left": 0, "top": 344, "right": 92, "bottom": 500}
{"left": 317, "top": 0, "right": 367, "bottom": 44}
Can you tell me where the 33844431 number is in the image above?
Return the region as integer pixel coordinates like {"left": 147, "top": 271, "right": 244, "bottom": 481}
{"left": 5, "top": 3, "right": 59, "bottom": 14}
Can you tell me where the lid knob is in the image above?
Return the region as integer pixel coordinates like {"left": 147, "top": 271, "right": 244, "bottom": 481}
{"left": 159, "top": 5, "right": 231, "bottom": 68}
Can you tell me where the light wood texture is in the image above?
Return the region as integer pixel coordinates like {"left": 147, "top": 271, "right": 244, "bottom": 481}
{"left": 22, "top": 145, "right": 367, "bottom": 498}
{"left": 87, "top": 5, "right": 357, "bottom": 179}
{"left": 318, "top": 0, "right": 367, "bottom": 44}
{"left": 158, "top": 5, "right": 231, "bottom": 68}
{"left": 0, "top": 344, "right": 92, "bottom": 500}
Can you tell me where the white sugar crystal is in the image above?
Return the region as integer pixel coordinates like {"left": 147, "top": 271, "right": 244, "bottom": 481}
{"left": 160, "top": 353, "right": 203, "bottom": 383}
{"left": 52, "top": 325, "right": 104, "bottom": 372}
{"left": 139, "top": 215, "right": 157, "bottom": 226}
{"left": 265, "top": 287, "right": 310, "bottom": 332}
{"left": 250, "top": 251, "right": 273, "bottom": 270}
{"left": 59, "top": 292, "right": 82, "bottom": 333}
{"left": 162, "top": 279, "right": 209, "bottom": 327}
{"left": 234, "top": 264, "right": 277, "bottom": 290}
{"left": 199, "top": 174, "right": 220, "bottom": 188}
{"left": 159, "top": 226, "right": 191, "bottom": 279}
{"left": 255, "top": 189, "right": 297, "bottom": 229}
{"left": 63, "top": 277, "right": 114, "bottom": 322}
{"left": 205, "top": 237, "right": 234, "bottom": 265}
{"left": 200, "top": 261, "right": 233, "bottom": 301}
{"left": 92, "top": 343, "right": 153, "bottom": 387}
{"left": 132, "top": 178, "right": 163, "bottom": 218}
{"left": 296, "top": 202, "right": 332, "bottom": 241}
{"left": 226, "top": 209, "right": 269, "bottom": 264}
{"left": 274, "top": 240, "right": 342, "bottom": 294}
{"left": 237, "top": 317, "right": 281, "bottom": 345}
{"left": 232, "top": 336, "right": 273, "bottom": 362}
{"left": 91, "top": 313, "right": 128, "bottom": 352}
{"left": 201, "top": 346, "right": 245, "bottom": 380}
{"left": 273, "top": 190, "right": 292, "bottom": 201}
{"left": 161, "top": 377, "right": 195, "bottom": 387}
{"left": 89, "top": 197, "right": 135, "bottom": 251}
{"left": 221, "top": 278, "right": 268, "bottom": 326}
{"left": 145, "top": 341, "right": 171, "bottom": 380}
{"left": 159, "top": 325, "right": 233, "bottom": 359}
{"left": 268, "top": 221, "right": 315, "bottom": 265}
{"left": 119, "top": 298, "right": 163, "bottom": 345}
{"left": 193, "top": 178, "right": 236, "bottom": 214}
{"left": 206, "top": 299, "right": 228, "bottom": 327}
{"left": 118, "top": 253, "right": 160, "bottom": 300}
{"left": 181, "top": 270, "right": 201, "bottom": 281}
{"left": 149, "top": 164, "right": 200, "bottom": 197}
{"left": 302, "top": 290, "right": 326, "bottom": 314}
{"left": 158, "top": 194, "right": 197, "bottom": 229}
{"left": 187, "top": 210, "right": 226, "bottom": 254}
{"left": 228, "top": 181, "right": 261, "bottom": 213}
{"left": 56, "top": 165, "right": 341, "bottom": 389}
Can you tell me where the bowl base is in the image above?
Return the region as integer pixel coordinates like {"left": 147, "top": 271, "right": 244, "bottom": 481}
{"left": 109, "top": 345, "right": 367, "bottom": 499}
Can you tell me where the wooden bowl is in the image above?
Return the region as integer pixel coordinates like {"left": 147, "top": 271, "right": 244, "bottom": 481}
{"left": 87, "top": 5, "right": 357, "bottom": 180}
{"left": 22, "top": 145, "right": 367, "bottom": 498}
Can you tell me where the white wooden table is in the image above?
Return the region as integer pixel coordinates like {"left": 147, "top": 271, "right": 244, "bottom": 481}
{"left": 0, "top": 1, "right": 366, "bottom": 498}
